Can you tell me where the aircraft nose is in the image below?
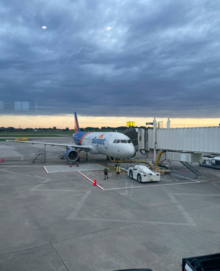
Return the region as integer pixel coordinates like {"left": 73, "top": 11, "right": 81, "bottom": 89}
{"left": 128, "top": 144, "right": 136, "bottom": 158}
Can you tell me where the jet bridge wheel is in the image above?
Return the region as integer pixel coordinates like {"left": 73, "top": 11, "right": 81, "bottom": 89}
{"left": 137, "top": 174, "right": 142, "bottom": 183}
{"left": 129, "top": 170, "right": 133, "bottom": 179}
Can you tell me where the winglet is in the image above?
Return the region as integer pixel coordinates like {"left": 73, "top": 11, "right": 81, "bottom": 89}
{"left": 74, "top": 112, "right": 81, "bottom": 133}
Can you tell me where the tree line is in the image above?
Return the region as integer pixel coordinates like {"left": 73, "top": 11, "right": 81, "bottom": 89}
{"left": 0, "top": 126, "right": 144, "bottom": 132}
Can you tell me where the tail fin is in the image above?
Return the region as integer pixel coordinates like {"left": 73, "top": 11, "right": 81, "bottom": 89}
{"left": 74, "top": 112, "right": 81, "bottom": 133}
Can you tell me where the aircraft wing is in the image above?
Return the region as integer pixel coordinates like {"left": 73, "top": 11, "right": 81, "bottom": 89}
{"left": 7, "top": 140, "right": 91, "bottom": 151}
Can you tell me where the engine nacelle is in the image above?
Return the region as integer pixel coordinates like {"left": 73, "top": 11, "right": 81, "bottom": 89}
{"left": 64, "top": 148, "right": 79, "bottom": 162}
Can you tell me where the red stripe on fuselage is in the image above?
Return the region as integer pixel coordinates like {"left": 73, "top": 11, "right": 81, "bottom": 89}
{"left": 79, "top": 132, "right": 91, "bottom": 145}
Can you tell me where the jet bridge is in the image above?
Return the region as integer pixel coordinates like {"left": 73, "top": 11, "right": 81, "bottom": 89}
{"left": 138, "top": 118, "right": 220, "bottom": 176}
{"left": 139, "top": 118, "right": 220, "bottom": 155}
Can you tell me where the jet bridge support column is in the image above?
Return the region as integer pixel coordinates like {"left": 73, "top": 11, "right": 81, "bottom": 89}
{"left": 154, "top": 150, "right": 163, "bottom": 167}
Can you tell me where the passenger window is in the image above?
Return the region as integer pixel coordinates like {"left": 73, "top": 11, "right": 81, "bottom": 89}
{"left": 121, "top": 140, "right": 127, "bottom": 143}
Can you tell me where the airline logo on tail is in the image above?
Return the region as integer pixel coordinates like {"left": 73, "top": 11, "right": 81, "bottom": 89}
{"left": 74, "top": 112, "right": 80, "bottom": 133}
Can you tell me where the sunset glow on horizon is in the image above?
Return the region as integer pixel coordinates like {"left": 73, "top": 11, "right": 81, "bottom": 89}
{"left": 0, "top": 115, "right": 220, "bottom": 129}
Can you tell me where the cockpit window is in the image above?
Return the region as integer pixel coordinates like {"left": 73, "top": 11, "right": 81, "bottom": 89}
{"left": 115, "top": 139, "right": 129, "bottom": 143}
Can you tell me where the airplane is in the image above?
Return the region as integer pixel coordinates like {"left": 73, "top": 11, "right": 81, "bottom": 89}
{"left": 9, "top": 112, "right": 136, "bottom": 163}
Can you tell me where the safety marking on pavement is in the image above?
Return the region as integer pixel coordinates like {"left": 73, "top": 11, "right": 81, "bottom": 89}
{"left": 31, "top": 177, "right": 51, "bottom": 190}
{"left": 77, "top": 171, "right": 104, "bottom": 191}
{"left": 66, "top": 190, "right": 197, "bottom": 227}
{"left": 66, "top": 191, "right": 91, "bottom": 220}
{"left": 171, "top": 173, "right": 200, "bottom": 182}
{"left": 212, "top": 183, "right": 220, "bottom": 189}
{"left": 168, "top": 194, "right": 196, "bottom": 226}
{"left": 76, "top": 171, "right": 200, "bottom": 191}
{"left": 169, "top": 192, "right": 220, "bottom": 197}
{"left": 76, "top": 171, "right": 220, "bottom": 192}
{"left": 0, "top": 169, "right": 32, "bottom": 177}
{"left": 43, "top": 166, "right": 48, "bottom": 173}
{"left": 101, "top": 181, "right": 203, "bottom": 191}
{"left": 43, "top": 164, "right": 104, "bottom": 173}
{"left": 71, "top": 217, "right": 194, "bottom": 226}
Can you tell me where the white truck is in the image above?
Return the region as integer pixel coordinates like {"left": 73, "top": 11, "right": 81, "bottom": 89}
{"left": 199, "top": 156, "right": 220, "bottom": 169}
{"left": 127, "top": 165, "right": 160, "bottom": 183}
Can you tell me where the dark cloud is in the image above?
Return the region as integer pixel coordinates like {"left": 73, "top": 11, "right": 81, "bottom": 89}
{"left": 1, "top": 0, "right": 220, "bottom": 118}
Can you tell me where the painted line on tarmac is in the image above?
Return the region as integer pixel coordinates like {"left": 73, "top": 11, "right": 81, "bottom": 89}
{"left": 76, "top": 171, "right": 203, "bottom": 191}
{"left": 43, "top": 166, "right": 48, "bottom": 173}
{"left": 103, "top": 179, "right": 220, "bottom": 191}
{"left": 31, "top": 178, "right": 51, "bottom": 190}
{"left": 75, "top": 171, "right": 220, "bottom": 192}
{"left": 168, "top": 193, "right": 196, "bottom": 226}
{"left": 66, "top": 191, "right": 91, "bottom": 220}
{"left": 72, "top": 217, "right": 194, "bottom": 226}
{"left": 170, "top": 192, "right": 220, "bottom": 196}
{"left": 102, "top": 181, "right": 203, "bottom": 191}
{"left": 0, "top": 169, "right": 32, "bottom": 177}
{"left": 77, "top": 171, "right": 104, "bottom": 191}
{"left": 171, "top": 173, "right": 200, "bottom": 182}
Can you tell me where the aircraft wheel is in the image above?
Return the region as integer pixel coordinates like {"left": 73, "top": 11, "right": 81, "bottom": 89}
{"left": 137, "top": 174, "right": 142, "bottom": 183}
{"left": 129, "top": 170, "right": 133, "bottom": 179}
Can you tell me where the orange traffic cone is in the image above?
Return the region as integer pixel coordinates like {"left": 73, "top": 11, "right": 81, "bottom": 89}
{"left": 93, "top": 178, "right": 97, "bottom": 186}
{"left": 2, "top": 158, "right": 4, "bottom": 162}
{"left": 76, "top": 162, "right": 79, "bottom": 167}
{"left": 70, "top": 163, "right": 72, "bottom": 167}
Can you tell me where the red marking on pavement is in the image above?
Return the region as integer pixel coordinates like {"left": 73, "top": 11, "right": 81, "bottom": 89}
{"left": 77, "top": 171, "right": 104, "bottom": 191}
{"left": 43, "top": 166, "right": 48, "bottom": 173}
{"left": 179, "top": 169, "right": 190, "bottom": 172}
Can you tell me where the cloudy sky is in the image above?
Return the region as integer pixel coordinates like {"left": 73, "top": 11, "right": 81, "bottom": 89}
{"left": 1, "top": 0, "right": 220, "bottom": 127}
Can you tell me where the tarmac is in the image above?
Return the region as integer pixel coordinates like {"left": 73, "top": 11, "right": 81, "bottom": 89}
{"left": 1, "top": 137, "right": 220, "bottom": 271}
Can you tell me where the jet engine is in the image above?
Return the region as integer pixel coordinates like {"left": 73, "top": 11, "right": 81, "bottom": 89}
{"left": 64, "top": 148, "right": 79, "bottom": 162}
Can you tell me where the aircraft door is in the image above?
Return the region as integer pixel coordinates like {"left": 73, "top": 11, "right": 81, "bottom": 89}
{"left": 104, "top": 135, "right": 112, "bottom": 149}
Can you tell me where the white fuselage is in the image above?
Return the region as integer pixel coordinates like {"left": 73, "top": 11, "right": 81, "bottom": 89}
{"left": 74, "top": 132, "right": 135, "bottom": 159}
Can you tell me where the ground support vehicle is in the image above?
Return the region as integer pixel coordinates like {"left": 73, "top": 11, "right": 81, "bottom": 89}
{"left": 199, "top": 156, "right": 220, "bottom": 169}
{"left": 127, "top": 165, "right": 160, "bottom": 183}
